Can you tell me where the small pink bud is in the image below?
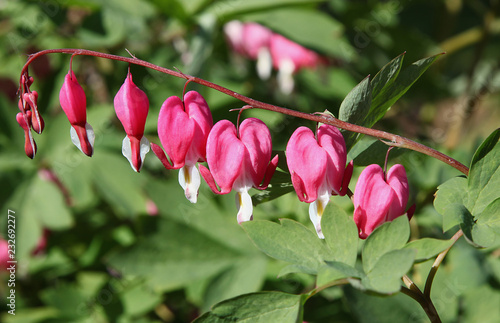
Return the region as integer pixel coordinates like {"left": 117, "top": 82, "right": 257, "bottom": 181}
{"left": 286, "top": 124, "right": 352, "bottom": 238}
{"left": 199, "top": 118, "right": 278, "bottom": 223}
{"left": 23, "top": 91, "right": 44, "bottom": 134}
{"left": 16, "top": 112, "right": 37, "bottom": 159}
{"left": 353, "top": 164, "right": 414, "bottom": 239}
{"left": 59, "top": 70, "right": 94, "bottom": 157}
{"left": 114, "top": 71, "right": 150, "bottom": 172}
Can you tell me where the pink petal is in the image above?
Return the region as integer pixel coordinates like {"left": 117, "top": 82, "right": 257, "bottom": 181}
{"left": 151, "top": 142, "right": 175, "bottom": 169}
{"left": 238, "top": 118, "right": 272, "bottom": 187}
{"left": 114, "top": 72, "right": 149, "bottom": 138}
{"left": 183, "top": 91, "right": 213, "bottom": 164}
{"left": 286, "top": 127, "right": 327, "bottom": 203}
{"left": 59, "top": 71, "right": 87, "bottom": 126}
{"left": 386, "top": 164, "right": 410, "bottom": 221}
{"left": 269, "top": 34, "right": 320, "bottom": 71}
{"left": 205, "top": 120, "right": 245, "bottom": 194}
{"left": 353, "top": 164, "right": 395, "bottom": 239}
{"left": 157, "top": 96, "right": 195, "bottom": 168}
{"left": 242, "top": 22, "right": 273, "bottom": 59}
{"left": 317, "top": 124, "right": 347, "bottom": 195}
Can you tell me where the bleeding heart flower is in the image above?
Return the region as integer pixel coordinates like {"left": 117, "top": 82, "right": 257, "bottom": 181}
{"left": 59, "top": 70, "right": 95, "bottom": 157}
{"left": 114, "top": 71, "right": 150, "bottom": 172}
{"left": 224, "top": 21, "right": 273, "bottom": 80}
{"left": 151, "top": 91, "right": 213, "bottom": 203}
{"left": 286, "top": 124, "right": 353, "bottom": 238}
{"left": 199, "top": 118, "right": 278, "bottom": 223}
{"left": 269, "top": 34, "right": 321, "bottom": 94}
{"left": 353, "top": 164, "right": 415, "bottom": 239}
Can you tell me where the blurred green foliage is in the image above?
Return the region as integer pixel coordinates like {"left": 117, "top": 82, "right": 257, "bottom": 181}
{"left": 1, "top": 0, "right": 500, "bottom": 322}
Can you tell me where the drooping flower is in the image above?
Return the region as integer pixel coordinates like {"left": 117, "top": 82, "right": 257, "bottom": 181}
{"left": 224, "top": 21, "right": 274, "bottom": 79}
{"left": 114, "top": 71, "right": 150, "bottom": 172}
{"left": 151, "top": 91, "right": 213, "bottom": 203}
{"left": 59, "top": 70, "right": 95, "bottom": 157}
{"left": 269, "top": 33, "right": 321, "bottom": 94}
{"left": 353, "top": 164, "right": 415, "bottom": 239}
{"left": 199, "top": 118, "right": 278, "bottom": 223}
{"left": 286, "top": 124, "right": 353, "bottom": 238}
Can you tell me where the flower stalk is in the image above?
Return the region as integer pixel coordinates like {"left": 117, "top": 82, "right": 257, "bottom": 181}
{"left": 19, "top": 49, "right": 470, "bottom": 176}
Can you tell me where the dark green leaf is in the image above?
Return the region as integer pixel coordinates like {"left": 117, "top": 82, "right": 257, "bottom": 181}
{"left": 339, "top": 75, "right": 372, "bottom": 150}
{"left": 367, "top": 53, "right": 444, "bottom": 128}
{"left": 370, "top": 53, "right": 405, "bottom": 99}
{"left": 322, "top": 204, "right": 358, "bottom": 266}
{"left": 194, "top": 291, "right": 305, "bottom": 323}
{"left": 403, "top": 238, "right": 455, "bottom": 262}
{"left": 242, "top": 219, "right": 332, "bottom": 274}
{"left": 468, "top": 129, "right": 500, "bottom": 215}
{"left": 362, "top": 215, "right": 410, "bottom": 273}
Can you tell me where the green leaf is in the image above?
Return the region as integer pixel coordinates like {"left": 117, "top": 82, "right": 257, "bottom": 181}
{"left": 202, "top": 256, "right": 268, "bottom": 311}
{"left": 472, "top": 198, "right": 500, "bottom": 247}
{"left": 433, "top": 176, "right": 468, "bottom": 231}
{"left": 339, "top": 75, "right": 372, "bottom": 150}
{"left": 370, "top": 53, "right": 405, "bottom": 100}
{"left": 403, "top": 238, "right": 455, "bottom": 262}
{"left": 322, "top": 204, "right": 358, "bottom": 266}
{"left": 252, "top": 170, "right": 294, "bottom": 206}
{"left": 317, "top": 261, "right": 363, "bottom": 286}
{"left": 106, "top": 217, "right": 239, "bottom": 292}
{"left": 23, "top": 176, "right": 74, "bottom": 230}
{"left": 467, "top": 128, "right": 500, "bottom": 215}
{"left": 39, "top": 283, "right": 89, "bottom": 319}
{"left": 242, "top": 219, "right": 332, "bottom": 274}
{"left": 362, "top": 215, "right": 410, "bottom": 273}
{"left": 367, "top": 53, "right": 444, "bottom": 128}
{"left": 91, "top": 152, "right": 147, "bottom": 218}
{"left": 462, "top": 285, "right": 500, "bottom": 323}
{"left": 194, "top": 291, "right": 305, "bottom": 323}
{"left": 361, "top": 249, "right": 416, "bottom": 294}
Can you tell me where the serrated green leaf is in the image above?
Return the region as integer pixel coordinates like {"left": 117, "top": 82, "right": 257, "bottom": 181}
{"left": 459, "top": 205, "right": 479, "bottom": 247}
{"left": 253, "top": 170, "right": 294, "bottom": 206}
{"left": 362, "top": 215, "right": 410, "bottom": 273}
{"left": 434, "top": 176, "right": 468, "bottom": 231}
{"left": 472, "top": 198, "right": 500, "bottom": 247}
{"left": 322, "top": 204, "right": 358, "bottom": 266}
{"left": 106, "top": 217, "right": 239, "bottom": 292}
{"left": 468, "top": 129, "right": 500, "bottom": 215}
{"left": 242, "top": 219, "right": 332, "bottom": 274}
{"left": 362, "top": 249, "right": 416, "bottom": 294}
{"left": 339, "top": 75, "right": 372, "bottom": 150}
{"left": 194, "top": 291, "right": 305, "bottom": 323}
{"left": 403, "top": 238, "right": 455, "bottom": 262}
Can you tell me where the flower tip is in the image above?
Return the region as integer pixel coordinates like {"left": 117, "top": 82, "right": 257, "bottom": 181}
{"left": 122, "top": 135, "right": 150, "bottom": 172}
{"left": 70, "top": 123, "right": 95, "bottom": 157}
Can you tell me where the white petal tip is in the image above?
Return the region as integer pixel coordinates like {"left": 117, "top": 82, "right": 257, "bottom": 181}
{"left": 70, "top": 122, "right": 95, "bottom": 156}
{"left": 179, "top": 165, "right": 201, "bottom": 204}
{"left": 122, "top": 135, "right": 150, "bottom": 172}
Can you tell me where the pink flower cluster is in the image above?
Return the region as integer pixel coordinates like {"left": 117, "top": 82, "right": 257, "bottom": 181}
{"left": 17, "top": 66, "right": 414, "bottom": 240}
{"left": 224, "top": 21, "right": 322, "bottom": 94}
